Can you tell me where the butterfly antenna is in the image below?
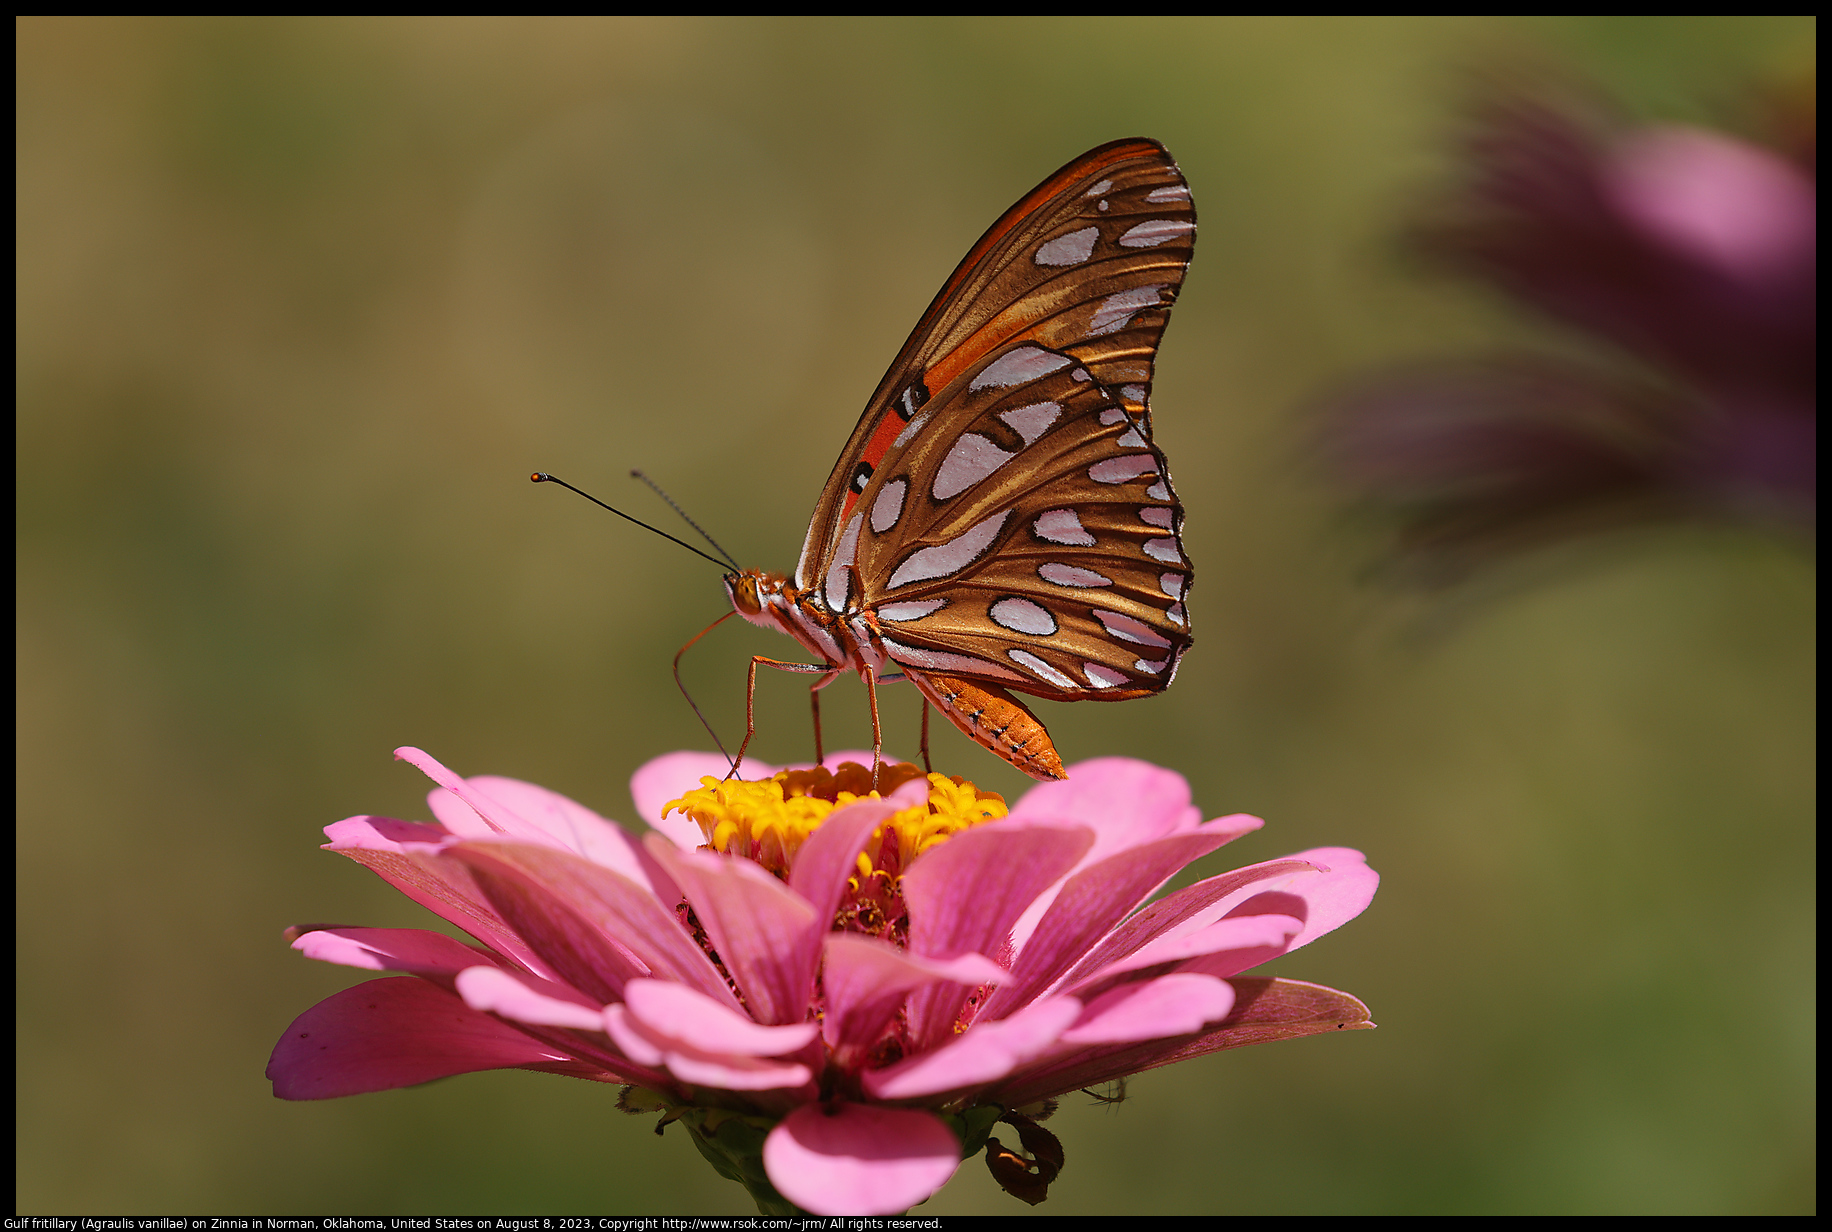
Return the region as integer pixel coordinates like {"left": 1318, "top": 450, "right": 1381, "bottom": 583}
{"left": 531, "top": 473, "right": 732, "bottom": 570}
{"left": 629, "top": 469, "right": 739, "bottom": 570}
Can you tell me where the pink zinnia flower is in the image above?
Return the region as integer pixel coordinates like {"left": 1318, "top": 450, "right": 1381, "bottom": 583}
{"left": 269, "top": 748, "right": 1376, "bottom": 1214}
{"left": 1319, "top": 85, "right": 1815, "bottom": 583}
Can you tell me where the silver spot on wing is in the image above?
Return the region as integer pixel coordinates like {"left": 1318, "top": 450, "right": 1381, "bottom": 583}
{"left": 1089, "top": 285, "right": 1167, "bottom": 337}
{"left": 1095, "top": 609, "right": 1173, "bottom": 648}
{"left": 1034, "top": 226, "right": 1100, "bottom": 267}
{"left": 971, "top": 345, "right": 1071, "bottom": 391}
{"left": 886, "top": 511, "right": 1010, "bottom": 590}
{"left": 824, "top": 513, "right": 863, "bottom": 611}
{"left": 933, "top": 433, "right": 1014, "bottom": 501}
{"left": 1009, "top": 649, "right": 1078, "bottom": 691}
{"left": 1118, "top": 218, "right": 1194, "bottom": 248}
{"left": 1039, "top": 562, "right": 1112, "bottom": 588}
{"left": 1033, "top": 508, "right": 1095, "bottom": 546}
{"left": 871, "top": 477, "right": 908, "bottom": 534}
{"left": 989, "top": 598, "right": 1057, "bottom": 636}
{"left": 877, "top": 598, "right": 946, "bottom": 622}
{"left": 1089, "top": 456, "right": 1158, "bottom": 485}
{"left": 997, "top": 401, "right": 1062, "bottom": 445}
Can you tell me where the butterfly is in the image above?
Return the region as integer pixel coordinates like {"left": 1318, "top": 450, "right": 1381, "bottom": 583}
{"left": 722, "top": 138, "right": 1195, "bottom": 781}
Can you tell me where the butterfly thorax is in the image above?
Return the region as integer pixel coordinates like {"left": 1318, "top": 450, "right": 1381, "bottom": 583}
{"left": 724, "top": 568, "right": 890, "bottom": 682}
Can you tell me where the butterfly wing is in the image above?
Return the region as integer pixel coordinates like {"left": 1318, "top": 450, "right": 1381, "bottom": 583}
{"left": 842, "top": 342, "right": 1192, "bottom": 701}
{"left": 794, "top": 138, "right": 1195, "bottom": 593}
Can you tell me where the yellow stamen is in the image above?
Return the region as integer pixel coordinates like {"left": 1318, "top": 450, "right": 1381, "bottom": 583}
{"left": 663, "top": 762, "right": 1007, "bottom": 881}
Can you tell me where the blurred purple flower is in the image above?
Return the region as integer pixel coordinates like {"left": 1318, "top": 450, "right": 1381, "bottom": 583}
{"left": 269, "top": 748, "right": 1376, "bottom": 1213}
{"left": 1321, "top": 89, "right": 1814, "bottom": 582}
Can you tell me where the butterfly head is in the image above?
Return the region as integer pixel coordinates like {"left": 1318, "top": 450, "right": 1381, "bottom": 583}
{"left": 723, "top": 568, "right": 792, "bottom": 631}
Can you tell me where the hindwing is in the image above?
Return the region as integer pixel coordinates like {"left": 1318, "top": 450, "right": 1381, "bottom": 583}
{"left": 827, "top": 342, "right": 1193, "bottom": 699}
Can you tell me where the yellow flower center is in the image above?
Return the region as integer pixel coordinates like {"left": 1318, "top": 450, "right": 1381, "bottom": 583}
{"left": 663, "top": 761, "right": 1007, "bottom": 887}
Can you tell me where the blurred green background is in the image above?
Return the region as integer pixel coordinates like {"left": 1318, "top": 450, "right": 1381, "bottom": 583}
{"left": 17, "top": 16, "right": 1814, "bottom": 1216}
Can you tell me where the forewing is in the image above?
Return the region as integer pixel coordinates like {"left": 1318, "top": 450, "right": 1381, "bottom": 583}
{"left": 795, "top": 138, "right": 1195, "bottom": 589}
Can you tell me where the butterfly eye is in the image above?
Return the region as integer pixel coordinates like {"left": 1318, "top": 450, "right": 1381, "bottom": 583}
{"left": 723, "top": 574, "right": 763, "bottom": 615}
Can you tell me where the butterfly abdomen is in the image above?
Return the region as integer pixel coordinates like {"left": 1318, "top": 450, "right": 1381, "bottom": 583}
{"left": 910, "top": 672, "right": 1066, "bottom": 781}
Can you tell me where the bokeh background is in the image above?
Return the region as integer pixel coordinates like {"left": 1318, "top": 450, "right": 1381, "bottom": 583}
{"left": 17, "top": 16, "right": 1814, "bottom": 1215}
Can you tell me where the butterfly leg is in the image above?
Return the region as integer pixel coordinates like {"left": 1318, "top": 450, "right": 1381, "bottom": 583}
{"left": 808, "top": 685, "right": 823, "bottom": 769}
{"left": 862, "top": 668, "right": 885, "bottom": 790}
{"left": 920, "top": 699, "right": 932, "bottom": 773}
{"left": 736, "top": 656, "right": 839, "bottom": 779}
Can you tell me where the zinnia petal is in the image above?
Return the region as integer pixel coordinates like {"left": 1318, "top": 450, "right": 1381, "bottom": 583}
{"left": 604, "top": 984, "right": 816, "bottom": 1092}
{"left": 643, "top": 838, "right": 822, "bottom": 1026}
{"left": 290, "top": 926, "right": 509, "bottom": 990}
{"left": 632, "top": 751, "right": 746, "bottom": 845}
{"left": 1059, "top": 972, "right": 1236, "bottom": 1045}
{"left": 1068, "top": 912, "right": 1305, "bottom": 990}
{"left": 321, "top": 816, "right": 561, "bottom": 981}
{"left": 864, "top": 997, "right": 1082, "bottom": 1100}
{"left": 985, "top": 823, "right": 1262, "bottom": 1019}
{"left": 899, "top": 821, "right": 1092, "bottom": 1051}
{"left": 455, "top": 964, "right": 606, "bottom": 1031}
{"left": 267, "top": 977, "right": 609, "bottom": 1100}
{"left": 622, "top": 979, "right": 818, "bottom": 1057}
{"left": 1007, "top": 757, "right": 1204, "bottom": 857}
{"left": 764, "top": 1104, "right": 961, "bottom": 1217}
{"left": 820, "top": 935, "right": 1005, "bottom": 1059}
{"left": 443, "top": 840, "right": 731, "bottom": 1008}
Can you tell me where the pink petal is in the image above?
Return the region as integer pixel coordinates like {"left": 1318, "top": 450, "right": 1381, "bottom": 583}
{"left": 764, "top": 1104, "right": 961, "bottom": 1217}
{"left": 903, "top": 822, "right": 1092, "bottom": 962}
{"left": 631, "top": 752, "right": 749, "bottom": 848}
{"left": 864, "top": 997, "right": 1081, "bottom": 1100}
{"left": 451, "top": 774, "right": 673, "bottom": 897}
{"left": 1050, "top": 855, "right": 1325, "bottom": 991}
{"left": 791, "top": 781, "right": 923, "bottom": 924}
{"left": 899, "top": 821, "right": 1092, "bottom": 1051}
{"left": 1007, "top": 807, "right": 1264, "bottom": 954}
{"left": 991, "top": 976, "right": 1374, "bottom": 1108}
{"left": 644, "top": 838, "right": 822, "bottom": 1026}
{"left": 788, "top": 780, "right": 930, "bottom": 938}
{"left": 602, "top": 995, "right": 814, "bottom": 1092}
{"left": 1071, "top": 912, "right": 1303, "bottom": 988}
{"left": 290, "top": 926, "right": 508, "bottom": 990}
{"left": 1207, "top": 846, "right": 1379, "bottom": 960}
{"left": 442, "top": 841, "right": 737, "bottom": 1008}
{"left": 323, "top": 814, "right": 452, "bottom": 853}
{"left": 820, "top": 934, "right": 1005, "bottom": 1058}
{"left": 1008, "top": 757, "right": 1204, "bottom": 858}
{"left": 1059, "top": 973, "right": 1236, "bottom": 1045}
{"left": 622, "top": 979, "right": 817, "bottom": 1057}
{"left": 455, "top": 965, "right": 605, "bottom": 1031}
{"left": 642, "top": 1046, "right": 810, "bottom": 1092}
{"left": 1606, "top": 126, "right": 1816, "bottom": 280}
{"left": 394, "top": 747, "right": 560, "bottom": 845}
{"left": 322, "top": 817, "right": 560, "bottom": 980}
{"left": 267, "top": 976, "right": 603, "bottom": 1100}
{"left": 985, "top": 824, "right": 1258, "bottom": 1020}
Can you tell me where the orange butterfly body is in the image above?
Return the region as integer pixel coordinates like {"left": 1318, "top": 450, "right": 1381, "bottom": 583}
{"left": 726, "top": 138, "right": 1196, "bottom": 781}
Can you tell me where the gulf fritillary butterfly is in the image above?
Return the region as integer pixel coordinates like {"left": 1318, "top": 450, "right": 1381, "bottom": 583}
{"left": 724, "top": 137, "right": 1195, "bottom": 782}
